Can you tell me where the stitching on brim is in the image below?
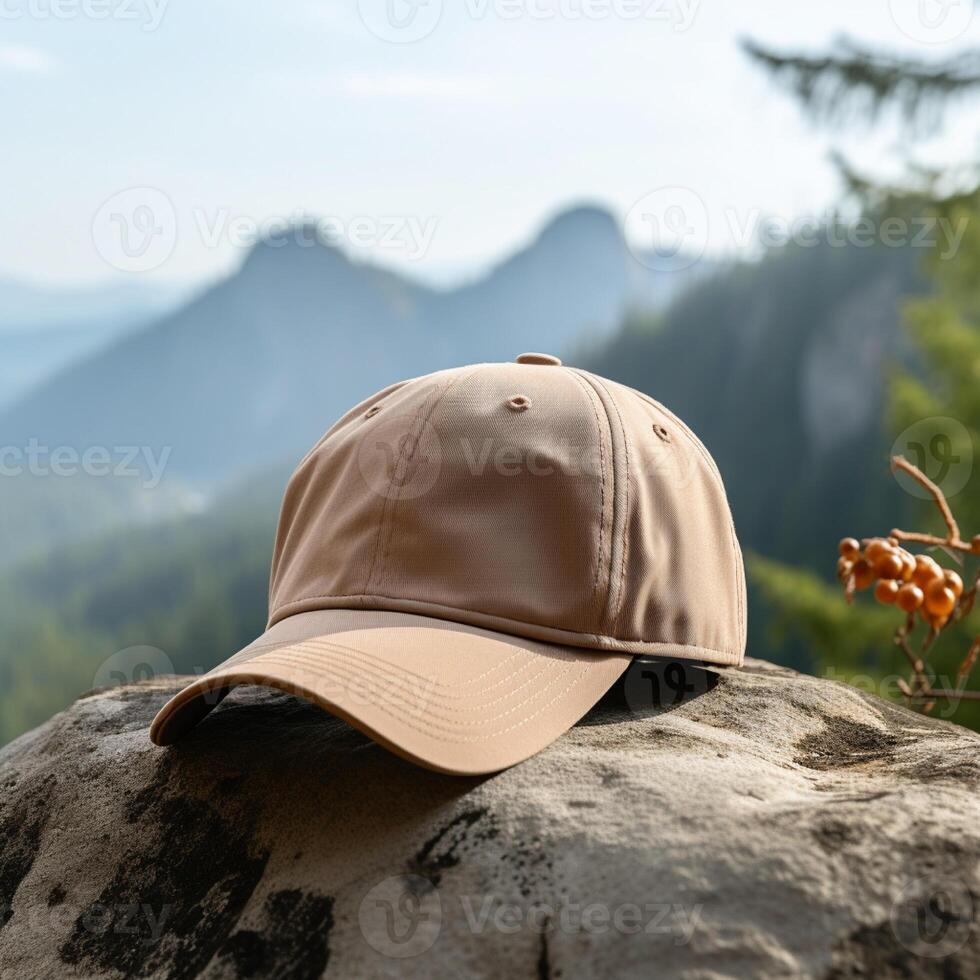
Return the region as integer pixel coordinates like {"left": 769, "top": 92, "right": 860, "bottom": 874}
{"left": 205, "top": 647, "right": 602, "bottom": 743}
{"left": 221, "top": 649, "right": 575, "bottom": 734}
{"left": 219, "top": 635, "right": 534, "bottom": 694}
{"left": 247, "top": 643, "right": 566, "bottom": 716}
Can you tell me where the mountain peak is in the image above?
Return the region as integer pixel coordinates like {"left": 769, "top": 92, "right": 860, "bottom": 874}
{"left": 240, "top": 223, "right": 352, "bottom": 276}
{"left": 535, "top": 204, "right": 621, "bottom": 246}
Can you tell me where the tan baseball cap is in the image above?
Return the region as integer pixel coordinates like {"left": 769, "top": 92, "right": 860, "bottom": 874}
{"left": 150, "top": 353, "right": 745, "bottom": 774}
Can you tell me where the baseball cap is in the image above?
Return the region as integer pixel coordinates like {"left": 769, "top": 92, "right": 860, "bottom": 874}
{"left": 150, "top": 353, "right": 745, "bottom": 774}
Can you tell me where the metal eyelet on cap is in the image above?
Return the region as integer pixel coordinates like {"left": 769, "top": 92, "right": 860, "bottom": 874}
{"left": 365, "top": 405, "right": 382, "bottom": 419}
{"left": 515, "top": 353, "right": 562, "bottom": 366}
{"left": 653, "top": 423, "right": 671, "bottom": 443}
{"left": 506, "top": 395, "right": 532, "bottom": 412}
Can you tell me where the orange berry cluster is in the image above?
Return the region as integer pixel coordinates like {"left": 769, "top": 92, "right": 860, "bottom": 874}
{"left": 838, "top": 537, "right": 964, "bottom": 630}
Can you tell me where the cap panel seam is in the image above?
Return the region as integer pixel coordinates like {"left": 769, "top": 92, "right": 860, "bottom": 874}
{"left": 630, "top": 387, "right": 746, "bottom": 657}
{"left": 364, "top": 366, "right": 481, "bottom": 597}
{"left": 269, "top": 376, "right": 414, "bottom": 611}
{"left": 569, "top": 369, "right": 630, "bottom": 634}
{"left": 563, "top": 368, "right": 609, "bottom": 616}
{"left": 376, "top": 364, "right": 485, "bottom": 596}
{"left": 581, "top": 371, "right": 632, "bottom": 633}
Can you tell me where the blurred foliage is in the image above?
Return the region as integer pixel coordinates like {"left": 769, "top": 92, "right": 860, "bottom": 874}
{"left": 0, "top": 471, "right": 283, "bottom": 745}
{"left": 745, "top": 35, "right": 980, "bottom": 727}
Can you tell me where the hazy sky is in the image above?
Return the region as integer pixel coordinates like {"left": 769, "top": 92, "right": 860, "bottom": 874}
{"left": 2, "top": 0, "right": 977, "bottom": 288}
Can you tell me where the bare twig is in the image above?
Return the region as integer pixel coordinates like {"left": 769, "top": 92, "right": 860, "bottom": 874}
{"left": 890, "top": 529, "right": 974, "bottom": 552}
{"left": 904, "top": 688, "right": 980, "bottom": 702}
{"left": 956, "top": 635, "right": 980, "bottom": 689}
{"left": 892, "top": 454, "right": 960, "bottom": 541}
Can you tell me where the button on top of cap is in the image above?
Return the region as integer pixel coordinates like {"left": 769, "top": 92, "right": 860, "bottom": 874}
{"left": 516, "top": 352, "right": 562, "bottom": 366}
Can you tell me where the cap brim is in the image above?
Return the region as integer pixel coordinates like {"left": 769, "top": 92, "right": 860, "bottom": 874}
{"left": 149, "top": 609, "right": 631, "bottom": 775}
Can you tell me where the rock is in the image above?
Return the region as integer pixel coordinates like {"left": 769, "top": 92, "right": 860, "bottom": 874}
{"left": 1, "top": 658, "right": 979, "bottom": 979}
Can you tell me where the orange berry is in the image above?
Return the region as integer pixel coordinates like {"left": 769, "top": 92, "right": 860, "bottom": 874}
{"left": 897, "top": 583, "right": 925, "bottom": 613}
{"left": 912, "top": 555, "right": 943, "bottom": 589}
{"left": 873, "top": 553, "right": 904, "bottom": 580}
{"left": 923, "top": 608, "right": 950, "bottom": 631}
{"left": 899, "top": 551, "right": 916, "bottom": 582}
{"left": 853, "top": 560, "right": 875, "bottom": 591}
{"left": 925, "top": 582, "right": 957, "bottom": 618}
{"left": 865, "top": 539, "right": 892, "bottom": 562}
{"left": 838, "top": 537, "right": 861, "bottom": 560}
{"left": 837, "top": 557, "right": 853, "bottom": 581}
{"left": 875, "top": 580, "right": 900, "bottom": 605}
{"left": 944, "top": 570, "right": 964, "bottom": 598}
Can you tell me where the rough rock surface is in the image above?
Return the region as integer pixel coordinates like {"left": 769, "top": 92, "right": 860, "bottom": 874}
{"left": 1, "top": 658, "right": 979, "bottom": 979}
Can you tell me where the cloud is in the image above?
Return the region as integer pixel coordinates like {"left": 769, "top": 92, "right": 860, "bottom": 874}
{"left": 0, "top": 45, "right": 58, "bottom": 75}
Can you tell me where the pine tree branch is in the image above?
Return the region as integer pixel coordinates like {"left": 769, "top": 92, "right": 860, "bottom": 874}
{"left": 742, "top": 36, "right": 980, "bottom": 129}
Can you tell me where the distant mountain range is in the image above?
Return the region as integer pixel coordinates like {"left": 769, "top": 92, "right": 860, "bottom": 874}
{"left": 0, "top": 276, "right": 185, "bottom": 332}
{"left": 0, "top": 205, "right": 708, "bottom": 485}
{"left": 0, "top": 277, "right": 188, "bottom": 409}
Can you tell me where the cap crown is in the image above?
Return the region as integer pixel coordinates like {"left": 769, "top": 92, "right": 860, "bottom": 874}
{"left": 268, "top": 360, "right": 745, "bottom": 663}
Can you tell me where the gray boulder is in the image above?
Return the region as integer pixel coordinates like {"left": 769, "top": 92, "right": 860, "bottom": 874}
{"left": 1, "top": 658, "right": 979, "bottom": 979}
